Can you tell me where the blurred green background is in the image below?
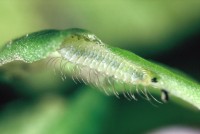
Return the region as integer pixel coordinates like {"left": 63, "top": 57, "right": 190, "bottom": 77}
{"left": 0, "top": 1, "right": 200, "bottom": 134}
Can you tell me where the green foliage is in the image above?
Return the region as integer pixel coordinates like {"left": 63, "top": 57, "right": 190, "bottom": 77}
{"left": 0, "top": 28, "right": 199, "bottom": 110}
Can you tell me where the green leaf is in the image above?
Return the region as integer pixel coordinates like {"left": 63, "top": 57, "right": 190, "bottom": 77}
{"left": 0, "top": 28, "right": 199, "bottom": 109}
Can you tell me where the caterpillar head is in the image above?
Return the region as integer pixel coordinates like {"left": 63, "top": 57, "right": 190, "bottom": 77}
{"left": 139, "top": 69, "right": 160, "bottom": 87}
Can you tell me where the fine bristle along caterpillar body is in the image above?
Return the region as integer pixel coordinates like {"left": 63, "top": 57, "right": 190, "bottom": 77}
{"left": 0, "top": 28, "right": 200, "bottom": 109}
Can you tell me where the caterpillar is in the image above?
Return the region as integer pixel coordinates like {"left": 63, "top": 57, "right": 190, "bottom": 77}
{"left": 48, "top": 29, "right": 165, "bottom": 102}
{"left": 0, "top": 28, "right": 200, "bottom": 108}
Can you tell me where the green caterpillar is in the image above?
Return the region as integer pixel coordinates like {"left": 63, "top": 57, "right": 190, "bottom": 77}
{"left": 0, "top": 28, "right": 200, "bottom": 109}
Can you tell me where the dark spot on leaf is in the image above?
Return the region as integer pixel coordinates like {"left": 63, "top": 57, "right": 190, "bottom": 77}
{"left": 161, "top": 89, "right": 169, "bottom": 103}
